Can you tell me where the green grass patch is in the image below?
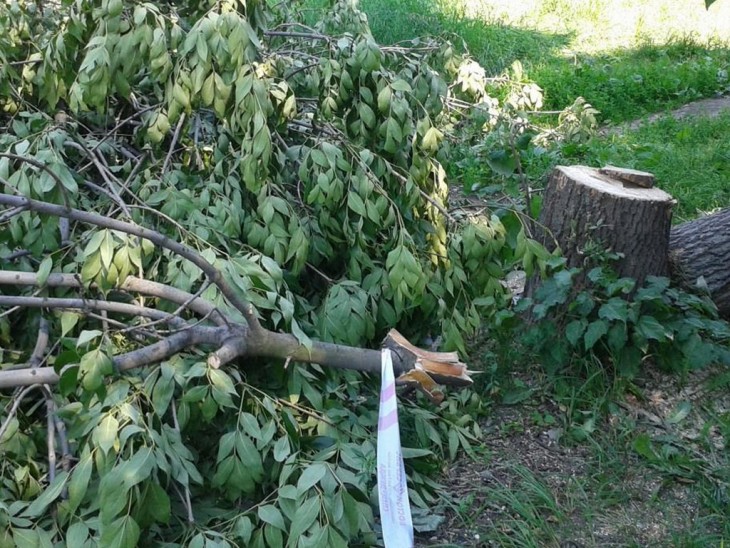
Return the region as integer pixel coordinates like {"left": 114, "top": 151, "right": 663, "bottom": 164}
{"left": 533, "top": 39, "right": 730, "bottom": 122}
{"left": 566, "top": 112, "right": 730, "bottom": 221}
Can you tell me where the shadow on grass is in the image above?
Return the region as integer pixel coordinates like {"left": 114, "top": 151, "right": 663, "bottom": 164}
{"left": 359, "top": 0, "right": 571, "bottom": 74}
{"left": 352, "top": 0, "right": 730, "bottom": 124}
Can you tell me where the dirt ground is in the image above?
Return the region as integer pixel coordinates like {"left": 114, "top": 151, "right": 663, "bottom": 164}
{"left": 423, "top": 97, "right": 730, "bottom": 547}
{"left": 420, "top": 365, "right": 730, "bottom": 547}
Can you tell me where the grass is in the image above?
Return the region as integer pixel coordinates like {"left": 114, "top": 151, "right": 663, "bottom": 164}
{"left": 567, "top": 111, "right": 730, "bottom": 221}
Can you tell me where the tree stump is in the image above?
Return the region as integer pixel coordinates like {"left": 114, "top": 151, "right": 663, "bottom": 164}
{"left": 669, "top": 207, "right": 730, "bottom": 317}
{"left": 537, "top": 165, "right": 675, "bottom": 284}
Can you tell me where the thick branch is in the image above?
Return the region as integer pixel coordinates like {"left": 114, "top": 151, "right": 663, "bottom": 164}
{"left": 0, "top": 325, "right": 226, "bottom": 389}
{"left": 0, "top": 193, "right": 261, "bottom": 331}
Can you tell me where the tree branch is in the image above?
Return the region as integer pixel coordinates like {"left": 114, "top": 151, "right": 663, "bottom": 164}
{"left": 0, "top": 271, "right": 227, "bottom": 326}
{"left": 0, "top": 295, "right": 183, "bottom": 325}
{"left": 0, "top": 325, "right": 227, "bottom": 389}
{"left": 0, "top": 193, "right": 261, "bottom": 331}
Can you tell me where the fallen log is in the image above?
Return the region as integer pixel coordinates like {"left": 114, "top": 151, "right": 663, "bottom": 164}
{"left": 669, "top": 206, "right": 730, "bottom": 317}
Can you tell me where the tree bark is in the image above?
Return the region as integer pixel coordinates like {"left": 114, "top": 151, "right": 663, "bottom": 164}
{"left": 537, "top": 165, "right": 675, "bottom": 284}
{"left": 669, "top": 207, "right": 730, "bottom": 316}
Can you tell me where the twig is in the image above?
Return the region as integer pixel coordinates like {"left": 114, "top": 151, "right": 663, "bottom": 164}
{"left": 46, "top": 396, "right": 57, "bottom": 482}
{"left": 119, "top": 280, "right": 211, "bottom": 335}
{"left": 170, "top": 400, "right": 195, "bottom": 523}
{"left": 0, "top": 295, "right": 185, "bottom": 325}
{"left": 1, "top": 249, "right": 32, "bottom": 261}
{"left": 30, "top": 318, "right": 50, "bottom": 367}
{"left": 89, "top": 104, "right": 160, "bottom": 155}
{"left": 0, "top": 206, "right": 28, "bottom": 223}
{"left": 263, "top": 30, "right": 330, "bottom": 42}
{"left": 305, "top": 263, "right": 335, "bottom": 285}
{"left": 78, "top": 180, "right": 126, "bottom": 210}
{"left": 0, "top": 385, "right": 41, "bottom": 440}
{"left": 162, "top": 113, "right": 186, "bottom": 173}
{"left": 41, "top": 385, "right": 72, "bottom": 491}
{"left": 285, "top": 62, "right": 320, "bottom": 79}
{"left": 508, "top": 131, "right": 532, "bottom": 224}
{"left": 0, "top": 271, "right": 227, "bottom": 327}
{"left": 7, "top": 59, "right": 42, "bottom": 67}
{"left": 0, "top": 193, "right": 262, "bottom": 332}
{"left": 63, "top": 140, "right": 132, "bottom": 218}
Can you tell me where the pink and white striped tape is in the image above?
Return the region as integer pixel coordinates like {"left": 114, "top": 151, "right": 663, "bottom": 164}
{"left": 377, "top": 349, "right": 414, "bottom": 548}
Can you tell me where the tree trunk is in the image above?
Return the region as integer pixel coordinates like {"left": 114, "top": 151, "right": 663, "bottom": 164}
{"left": 536, "top": 165, "right": 675, "bottom": 284}
{"left": 669, "top": 207, "right": 730, "bottom": 316}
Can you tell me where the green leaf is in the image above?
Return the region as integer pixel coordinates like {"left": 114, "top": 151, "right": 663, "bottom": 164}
{"left": 565, "top": 319, "right": 587, "bottom": 347}
{"left": 239, "top": 413, "right": 262, "bottom": 441}
{"left": 67, "top": 522, "right": 89, "bottom": 546}
{"left": 145, "top": 482, "right": 171, "bottom": 523}
{"left": 236, "top": 432, "right": 264, "bottom": 481}
{"left": 347, "top": 193, "right": 367, "bottom": 216}
{"left": 636, "top": 315, "right": 671, "bottom": 342}
{"left": 258, "top": 504, "right": 286, "bottom": 531}
{"left": 21, "top": 471, "right": 69, "bottom": 518}
{"left": 120, "top": 447, "right": 154, "bottom": 488}
{"left": 297, "top": 463, "right": 327, "bottom": 495}
{"left": 208, "top": 368, "right": 237, "bottom": 395}
{"left": 607, "top": 322, "right": 628, "bottom": 354}
{"left": 598, "top": 298, "right": 629, "bottom": 322}
{"left": 584, "top": 320, "right": 608, "bottom": 350}
{"left": 358, "top": 103, "right": 376, "bottom": 128}
{"left": 287, "top": 496, "right": 320, "bottom": 544}
{"left": 486, "top": 150, "right": 517, "bottom": 176}
{"left": 94, "top": 414, "right": 119, "bottom": 454}
{"left": 11, "top": 529, "right": 39, "bottom": 548}
{"left": 273, "top": 436, "right": 290, "bottom": 462}
{"left": 234, "top": 516, "right": 253, "bottom": 545}
{"left": 152, "top": 375, "right": 175, "bottom": 416}
{"left": 67, "top": 450, "right": 93, "bottom": 514}
{"left": 400, "top": 447, "right": 433, "bottom": 459}
{"left": 390, "top": 79, "right": 412, "bottom": 92}
{"left": 632, "top": 433, "right": 656, "bottom": 461}
{"left": 37, "top": 256, "right": 53, "bottom": 286}
{"left": 100, "top": 515, "right": 141, "bottom": 548}
{"left": 265, "top": 524, "right": 284, "bottom": 548}
{"left": 60, "top": 312, "right": 80, "bottom": 337}
{"left": 666, "top": 401, "right": 692, "bottom": 424}
{"left": 77, "top": 330, "right": 103, "bottom": 348}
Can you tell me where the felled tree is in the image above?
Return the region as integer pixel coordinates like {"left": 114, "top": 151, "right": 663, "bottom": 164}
{"left": 0, "top": 0, "right": 549, "bottom": 545}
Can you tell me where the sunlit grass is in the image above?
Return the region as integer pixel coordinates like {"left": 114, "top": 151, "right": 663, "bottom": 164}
{"left": 456, "top": 0, "right": 730, "bottom": 53}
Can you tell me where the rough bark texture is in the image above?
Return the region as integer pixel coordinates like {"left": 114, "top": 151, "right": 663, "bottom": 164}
{"left": 669, "top": 207, "right": 730, "bottom": 316}
{"left": 537, "top": 165, "right": 675, "bottom": 284}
